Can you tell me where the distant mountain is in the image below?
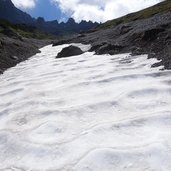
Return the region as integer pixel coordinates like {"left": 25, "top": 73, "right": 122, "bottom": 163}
{"left": 35, "top": 17, "right": 99, "bottom": 35}
{"left": 0, "top": 0, "right": 99, "bottom": 35}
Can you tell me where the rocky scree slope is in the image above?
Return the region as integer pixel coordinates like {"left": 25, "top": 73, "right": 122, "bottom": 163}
{"left": 53, "top": 0, "right": 171, "bottom": 69}
{"left": 0, "top": 19, "right": 51, "bottom": 74}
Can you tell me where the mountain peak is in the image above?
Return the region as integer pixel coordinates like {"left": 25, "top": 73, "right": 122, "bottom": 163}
{"left": 37, "top": 17, "right": 45, "bottom": 23}
{"left": 67, "top": 18, "right": 76, "bottom": 24}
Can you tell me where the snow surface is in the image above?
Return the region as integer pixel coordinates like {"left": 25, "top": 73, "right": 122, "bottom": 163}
{"left": 0, "top": 44, "right": 171, "bottom": 171}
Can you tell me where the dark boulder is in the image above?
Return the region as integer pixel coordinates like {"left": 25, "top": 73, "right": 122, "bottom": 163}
{"left": 95, "top": 43, "right": 124, "bottom": 55}
{"left": 0, "top": 41, "right": 2, "bottom": 48}
{"left": 56, "top": 45, "right": 84, "bottom": 58}
{"left": 151, "top": 61, "right": 163, "bottom": 68}
{"left": 0, "top": 69, "right": 3, "bottom": 74}
{"left": 141, "top": 28, "right": 165, "bottom": 41}
{"left": 89, "top": 42, "right": 107, "bottom": 52}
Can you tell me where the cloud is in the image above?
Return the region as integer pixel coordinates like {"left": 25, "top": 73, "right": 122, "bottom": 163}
{"left": 52, "top": 0, "right": 163, "bottom": 22}
{"left": 11, "top": 0, "right": 37, "bottom": 9}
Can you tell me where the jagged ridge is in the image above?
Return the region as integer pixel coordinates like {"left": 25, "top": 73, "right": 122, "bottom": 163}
{"left": 0, "top": 0, "right": 98, "bottom": 35}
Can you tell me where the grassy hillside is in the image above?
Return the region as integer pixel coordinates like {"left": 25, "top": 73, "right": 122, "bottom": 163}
{"left": 99, "top": 0, "right": 171, "bottom": 29}
{"left": 0, "top": 19, "right": 54, "bottom": 39}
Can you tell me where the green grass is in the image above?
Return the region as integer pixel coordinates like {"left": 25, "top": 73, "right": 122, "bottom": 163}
{"left": 0, "top": 19, "right": 54, "bottom": 39}
{"left": 99, "top": 0, "right": 171, "bottom": 29}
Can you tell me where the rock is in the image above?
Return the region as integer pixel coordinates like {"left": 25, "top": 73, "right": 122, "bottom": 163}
{"left": 95, "top": 43, "right": 124, "bottom": 55}
{"left": 56, "top": 45, "right": 84, "bottom": 58}
{"left": 0, "top": 69, "right": 3, "bottom": 74}
{"left": 52, "top": 8, "right": 171, "bottom": 69}
{"left": 0, "top": 41, "right": 2, "bottom": 48}
{"left": 141, "top": 28, "right": 165, "bottom": 41}
{"left": 151, "top": 61, "right": 163, "bottom": 68}
{"left": 53, "top": 40, "right": 69, "bottom": 46}
{"left": 148, "top": 52, "right": 156, "bottom": 58}
{"left": 10, "top": 56, "right": 18, "bottom": 61}
{"left": 120, "top": 25, "right": 132, "bottom": 34}
{"left": 89, "top": 42, "right": 107, "bottom": 52}
{"left": 0, "top": 37, "right": 50, "bottom": 73}
{"left": 131, "top": 47, "right": 144, "bottom": 55}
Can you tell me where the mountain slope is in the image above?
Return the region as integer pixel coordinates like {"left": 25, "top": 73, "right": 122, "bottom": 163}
{"left": 0, "top": 18, "right": 51, "bottom": 74}
{"left": 0, "top": 0, "right": 98, "bottom": 73}
{"left": 100, "top": 0, "right": 171, "bottom": 29}
{"left": 0, "top": 0, "right": 34, "bottom": 24}
{"left": 54, "top": 0, "right": 171, "bottom": 69}
{"left": 0, "top": 19, "right": 53, "bottom": 39}
{"left": 0, "top": 0, "right": 98, "bottom": 35}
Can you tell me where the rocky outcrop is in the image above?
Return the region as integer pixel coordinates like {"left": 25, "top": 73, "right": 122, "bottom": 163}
{"left": 90, "top": 43, "right": 124, "bottom": 55}
{"left": 57, "top": 46, "right": 84, "bottom": 58}
{"left": 141, "top": 28, "right": 165, "bottom": 41}
{"left": 0, "top": 36, "right": 50, "bottom": 74}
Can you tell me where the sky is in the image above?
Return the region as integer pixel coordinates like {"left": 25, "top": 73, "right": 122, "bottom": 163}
{"left": 11, "top": 0, "right": 163, "bottom": 22}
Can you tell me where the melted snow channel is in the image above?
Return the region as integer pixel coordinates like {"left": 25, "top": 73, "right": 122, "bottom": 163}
{"left": 0, "top": 44, "right": 171, "bottom": 171}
